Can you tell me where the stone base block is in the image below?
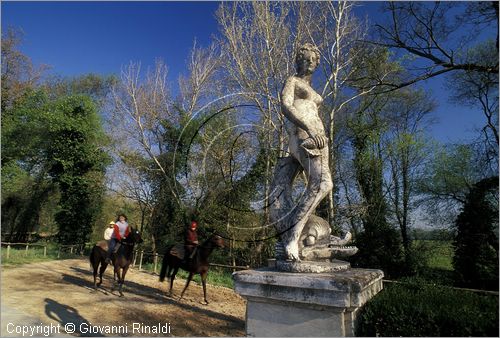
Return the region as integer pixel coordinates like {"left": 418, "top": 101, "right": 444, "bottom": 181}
{"left": 276, "top": 259, "right": 350, "bottom": 273}
{"left": 233, "top": 268, "right": 384, "bottom": 337}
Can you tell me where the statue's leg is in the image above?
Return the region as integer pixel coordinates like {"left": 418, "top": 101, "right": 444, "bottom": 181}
{"left": 284, "top": 145, "right": 332, "bottom": 260}
{"left": 269, "top": 156, "right": 301, "bottom": 240}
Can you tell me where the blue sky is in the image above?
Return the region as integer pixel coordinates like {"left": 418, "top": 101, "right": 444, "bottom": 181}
{"left": 1, "top": 1, "right": 492, "bottom": 145}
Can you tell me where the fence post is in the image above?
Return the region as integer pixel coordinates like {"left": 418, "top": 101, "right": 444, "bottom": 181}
{"left": 57, "top": 247, "right": 61, "bottom": 259}
{"left": 138, "top": 250, "right": 144, "bottom": 271}
{"left": 132, "top": 251, "right": 137, "bottom": 267}
{"left": 25, "top": 244, "right": 29, "bottom": 257}
{"left": 70, "top": 246, "right": 73, "bottom": 254}
{"left": 7, "top": 244, "right": 10, "bottom": 259}
{"left": 43, "top": 245, "right": 47, "bottom": 257}
{"left": 153, "top": 253, "right": 158, "bottom": 274}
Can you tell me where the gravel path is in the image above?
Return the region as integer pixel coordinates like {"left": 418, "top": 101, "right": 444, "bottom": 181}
{"left": 1, "top": 259, "right": 245, "bottom": 336}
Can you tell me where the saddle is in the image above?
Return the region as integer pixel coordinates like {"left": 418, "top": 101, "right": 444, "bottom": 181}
{"left": 96, "top": 240, "right": 120, "bottom": 253}
{"left": 169, "top": 244, "right": 185, "bottom": 260}
{"left": 96, "top": 240, "right": 108, "bottom": 251}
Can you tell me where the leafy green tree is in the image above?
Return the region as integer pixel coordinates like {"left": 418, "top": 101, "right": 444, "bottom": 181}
{"left": 1, "top": 90, "right": 55, "bottom": 241}
{"left": 418, "top": 143, "right": 494, "bottom": 227}
{"left": 45, "top": 95, "right": 110, "bottom": 244}
{"left": 385, "top": 88, "right": 435, "bottom": 270}
{"left": 453, "top": 176, "right": 499, "bottom": 290}
{"left": 349, "top": 99, "right": 404, "bottom": 277}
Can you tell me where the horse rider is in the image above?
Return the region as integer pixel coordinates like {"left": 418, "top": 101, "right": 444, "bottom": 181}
{"left": 184, "top": 220, "right": 199, "bottom": 264}
{"left": 106, "top": 214, "right": 130, "bottom": 264}
{"left": 104, "top": 221, "right": 115, "bottom": 241}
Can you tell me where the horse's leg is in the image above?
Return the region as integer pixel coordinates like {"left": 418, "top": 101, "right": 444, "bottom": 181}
{"left": 201, "top": 271, "right": 209, "bottom": 305}
{"left": 111, "top": 266, "right": 119, "bottom": 291}
{"left": 98, "top": 261, "right": 107, "bottom": 287}
{"left": 168, "top": 267, "right": 178, "bottom": 297}
{"left": 92, "top": 260, "right": 99, "bottom": 289}
{"left": 118, "top": 265, "right": 129, "bottom": 297}
{"left": 179, "top": 272, "right": 194, "bottom": 301}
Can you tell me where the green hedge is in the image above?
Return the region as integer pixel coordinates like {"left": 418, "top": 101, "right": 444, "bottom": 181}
{"left": 356, "top": 278, "right": 499, "bottom": 337}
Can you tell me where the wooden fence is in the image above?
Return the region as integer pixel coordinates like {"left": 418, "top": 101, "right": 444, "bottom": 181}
{"left": 0, "top": 242, "right": 249, "bottom": 272}
{"left": 1, "top": 242, "right": 48, "bottom": 259}
{"left": 2, "top": 242, "right": 497, "bottom": 296}
{"left": 382, "top": 279, "right": 499, "bottom": 296}
{"left": 129, "top": 249, "right": 250, "bottom": 273}
{"left": 1, "top": 242, "right": 88, "bottom": 259}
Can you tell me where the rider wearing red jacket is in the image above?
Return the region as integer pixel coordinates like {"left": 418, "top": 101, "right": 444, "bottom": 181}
{"left": 184, "top": 220, "right": 199, "bottom": 263}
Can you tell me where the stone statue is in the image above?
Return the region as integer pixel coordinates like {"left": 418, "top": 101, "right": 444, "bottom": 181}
{"left": 270, "top": 43, "right": 356, "bottom": 270}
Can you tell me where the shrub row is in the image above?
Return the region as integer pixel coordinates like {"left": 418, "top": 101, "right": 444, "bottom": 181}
{"left": 355, "top": 277, "right": 499, "bottom": 337}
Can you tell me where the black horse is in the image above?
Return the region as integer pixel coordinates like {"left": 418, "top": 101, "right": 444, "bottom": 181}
{"left": 89, "top": 227, "right": 142, "bottom": 296}
{"left": 159, "top": 233, "right": 224, "bottom": 304}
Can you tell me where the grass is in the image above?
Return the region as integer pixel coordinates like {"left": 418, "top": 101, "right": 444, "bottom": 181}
{"left": 411, "top": 240, "right": 455, "bottom": 285}
{"left": 425, "top": 240, "right": 454, "bottom": 271}
{"left": 1, "top": 244, "right": 81, "bottom": 267}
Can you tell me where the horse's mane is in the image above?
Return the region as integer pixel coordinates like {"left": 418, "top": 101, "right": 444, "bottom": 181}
{"left": 200, "top": 232, "right": 220, "bottom": 247}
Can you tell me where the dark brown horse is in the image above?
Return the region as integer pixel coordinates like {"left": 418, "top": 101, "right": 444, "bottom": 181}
{"left": 89, "top": 227, "right": 142, "bottom": 296}
{"left": 159, "top": 233, "right": 224, "bottom": 304}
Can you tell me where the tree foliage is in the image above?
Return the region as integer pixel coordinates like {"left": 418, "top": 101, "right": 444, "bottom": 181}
{"left": 46, "top": 95, "right": 110, "bottom": 244}
{"left": 1, "top": 29, "right": 111, "bottom": 243}
{"left": 453, "top": 176, "right": 499, "bottom": 290}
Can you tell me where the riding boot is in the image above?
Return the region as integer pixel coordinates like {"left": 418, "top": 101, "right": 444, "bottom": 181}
{"left": 106, "top": 239, "right": 116, "bottom": 264}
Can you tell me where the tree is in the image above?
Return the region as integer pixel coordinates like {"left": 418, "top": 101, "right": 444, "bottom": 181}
{"left": 298, "top": 1, "right": 391, "bottom": 227}
{"left": 348, "top": 94, "right": 404, "bottom": 277}
{"left": 109, "top": 44, "right": 224, "bottom": 252}
{"left": 373, "top": 1, "right": 498, "bottom": 91}
{"left": 453, "top": 176, "right": 499, "bottom": 290}
{"left": 216, "top": 2, "right": 299, "bottom": 238}
{"left": 448, "top": 41, "right": 499, "bottom": 165}
{"left": 46, "top": 95, "right": 110, "bottom": 244}
{"left": 43, "top": 73, "right": 117, "bottom": 108}
{"left": 418, "top": 143, "right": 494, "bottom": 227}
{"left": 385, "top": 88, "right": 435, "bottom": 268}
{"left": 1, "top": 27, "right": 47, "bottom": 112}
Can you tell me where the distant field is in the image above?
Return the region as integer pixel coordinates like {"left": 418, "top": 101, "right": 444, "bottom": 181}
{"left": 411, "top": 240, "right": 455, "bottom": 285}
{"left": 425, "top": 240, "right": 454, "bottom": 270}
{"left": 412, "top": 240, "right": 454, "bottom": 270}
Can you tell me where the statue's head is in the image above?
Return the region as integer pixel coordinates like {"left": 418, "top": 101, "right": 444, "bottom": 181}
{"left": 295, "top": 43, "right": 320, "bottom": 76}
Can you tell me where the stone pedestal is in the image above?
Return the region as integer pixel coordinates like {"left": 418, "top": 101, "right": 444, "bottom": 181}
{"left": 233, "top": 267, "right": 384, "bottom": 337}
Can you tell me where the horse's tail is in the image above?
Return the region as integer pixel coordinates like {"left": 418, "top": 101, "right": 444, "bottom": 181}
{"left": 159, "top": 246, "right": 172, "bottom": 282}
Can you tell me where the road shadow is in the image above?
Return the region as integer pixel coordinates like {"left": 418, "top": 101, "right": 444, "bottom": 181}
{"left": 62, "top": 272, "right": 164, "bottom": 301}
{"left": 44, "top": 298, "right": 99, "bottom": 337}
{"left": 163, "top": 297, "right": 244, "bottom": 327}
{"left": 64, "top": 266, "right": 244, "bottom": 334}
{"left": 62, "top": 272, "right": 243, "bottom": 326}
{"left": 117, "top": 302, "right": 244, "bottom": 337}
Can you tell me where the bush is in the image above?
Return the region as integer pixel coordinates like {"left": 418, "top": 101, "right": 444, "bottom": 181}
{"left": 453, "top": 176, "right": 499, "bottom": 291}
{"left": 356, "top": 277, "right": 499, "bottom": 337}
{"left": 351, "top": 223, "right": 405, "bottom": 278}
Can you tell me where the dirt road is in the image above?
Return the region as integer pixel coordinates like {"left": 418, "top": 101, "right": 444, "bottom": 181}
{"left": 1, "top": 259, "right": 245, "bottom": 336}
